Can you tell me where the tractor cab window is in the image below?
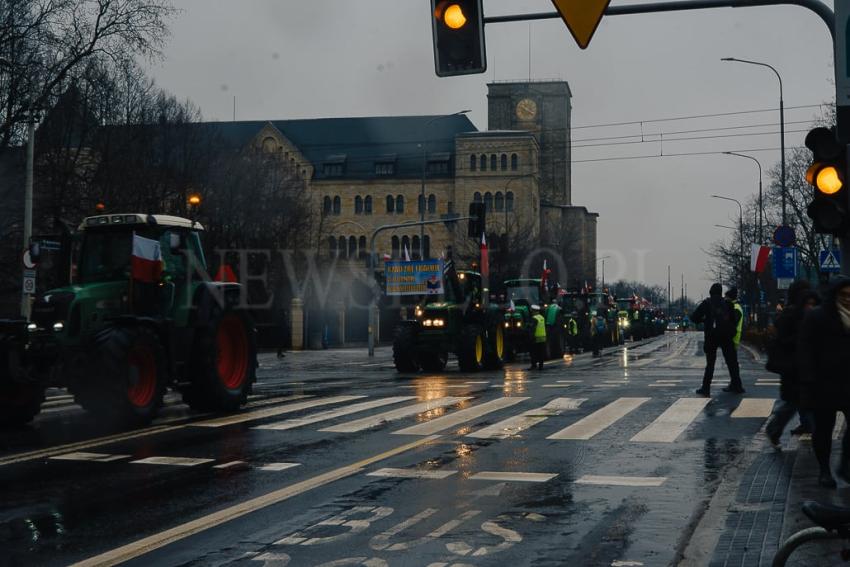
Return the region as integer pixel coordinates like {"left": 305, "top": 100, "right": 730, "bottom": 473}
{"left": 77, "top": 230, "right": 133, "bottom": 283}
{"left": 507, "top": 285, "right": 541, "bottom": 306}
{"left": 159, "top": 230, "right": 187, "bottom": 280}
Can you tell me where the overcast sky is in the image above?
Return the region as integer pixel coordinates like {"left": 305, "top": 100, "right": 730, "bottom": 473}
{"left": 147, "top": 0, "right": 836, "bottom": 297}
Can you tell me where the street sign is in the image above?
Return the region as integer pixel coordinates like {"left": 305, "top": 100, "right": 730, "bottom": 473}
{"left": 773, "top": 247, "right": 797, "bottom": 279}
{"left": 22, "top": 269, "right": 36, "bottom": 295}
{"left": 550, "top": 0, "right": 610, "bottom": 49}
{"left": 38, "top": 239, "right": 62, "bottom": 251}
{"left": 777, "top": 278, "right": 793, "bottom": 291}
{"left": 820, "top": 249, "right": 842, "bottom": 273}
{"left": 773, "top": 225, "right": 796, "bottom": 248}
{"left": 22, "top": 250, "right": 37, "bottom": 269}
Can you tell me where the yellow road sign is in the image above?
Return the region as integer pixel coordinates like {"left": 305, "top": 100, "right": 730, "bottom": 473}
{"left": 550, "top": 0, "right": 611, "bottom": 49}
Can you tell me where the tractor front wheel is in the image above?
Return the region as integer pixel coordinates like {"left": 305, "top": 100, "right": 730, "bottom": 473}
{"left": 483, "top": 324, "right": 505, "bottom": 370}
{"left": 393, "top": 326, "right": 420, "bottom": 372}
{"left": 458, "top": 324, "right": 486, "bottom": 372}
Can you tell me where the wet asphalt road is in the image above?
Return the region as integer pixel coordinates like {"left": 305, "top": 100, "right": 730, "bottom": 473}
{"left": 0, "top": 332, "right": 775, "bottom": 567}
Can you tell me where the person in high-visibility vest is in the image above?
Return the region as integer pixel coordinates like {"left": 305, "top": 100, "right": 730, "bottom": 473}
{"left": 529, "top": 305, "right": 547, "bottom": 370}
{"left": 726, "top": 287, "right": 744, "bottom": 348}
{"left": 567, "top": 314, "right": 579, "bottom": 354}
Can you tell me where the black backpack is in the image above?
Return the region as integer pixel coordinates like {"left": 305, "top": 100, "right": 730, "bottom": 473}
{"left": 708, "top": 299, "right": 734, "bottom": 341}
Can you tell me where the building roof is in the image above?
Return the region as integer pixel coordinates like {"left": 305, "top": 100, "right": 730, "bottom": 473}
{"left": 200, "top": 114, "right": 478, "bottom": 181}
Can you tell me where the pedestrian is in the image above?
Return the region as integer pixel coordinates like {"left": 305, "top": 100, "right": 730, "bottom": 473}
{"left": 725, "top": 287, "right": 744, "bottom": 351}
{"left": 797, "top": 277, "right": 850, "bottom": 488}
{"left": 529, "top": 305, "right": 547, "bottom": 370}
{"left": 592, "top": 310, "right": 606, "bottom": 358}
{"left": 764, "top": 280, "right": 819, "bottom": 449}
{"left": 691, "top": 283, "right": 744, "bottom": 397}
{"left": 567, "top": 313, "right": 579, "bottom": 354}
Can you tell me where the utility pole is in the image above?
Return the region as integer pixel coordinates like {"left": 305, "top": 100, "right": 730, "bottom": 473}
{"left": 21, "top": 116, "right": 35, "bottom": 319}
{"left": 667, "top": 265, "right": 671, "bottom": 317}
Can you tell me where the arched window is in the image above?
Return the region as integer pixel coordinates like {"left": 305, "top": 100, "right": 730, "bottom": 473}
{"left": 423, "top": 235, "right": 431, "bottom": 259}
{"left": 355, "top": 196, "right": 363, "bottom": 214}
{"left": 386, "top": 195, "right": 395, "bottom": 213}
{"left": 391, "top": 236, "right": 400, "bottom": 258}
{"left": 428, "top": 194, "right": 436, "bottom": 213}
{"left": 323, "top": 196, "right": 332, "bottom": 215}
{"left": 495, "top": 192, "right": 504, "bottom": 212}
{"left": 480, "top": 154, "right": 487, "bottom": 171}
{"left": 401, "top": 236, "right": 411, "bottom": 258}
{"left": 470, "top": 154, "right": 477, "bottom": 171}
{"left": 364, "top": 196, "right": 372, "bottom": 215}
{"left": 501, "top": 154, "right": 508, "bottom": 171}
{"left": 396, "top": 194, "right": 404, "bottom": 213}
{"left": 511, "top": 153, "right": 518, "bottom": 171}
{"left": 348, "top": 236, "right": 357, "bottom": 258}
{"left": 412, "top": 236, "right": 421, "bottom": 260}
{"left": 358, "top": 236, "right": 367, "bottom": 259}
{"left": 490, "top": 154, "right": 497, "bottom": 171}
{"left": 506, "top": 192, "right": 515, "bottom": 212}
{"left": 473, "top": 192, "right": 482, "bottom": 203}
{"left": 338, "top": 236, "right": 347, "bottom": 258}
{"left": 484, "top": 192, "right": 493, "bottom": 212}
{"left": 329, "top": 236, "right": 337, "bottom": 256}
{"left": 418, "top": 194, "right": 426, "bottom": 214}
{"left": 333, "top": 196, "right": 341, "bottom": 215}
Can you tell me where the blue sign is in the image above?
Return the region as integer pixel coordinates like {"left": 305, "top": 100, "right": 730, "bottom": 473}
{"left": 385, "top": 260, "right": 445, "bottom": 296}
{"left": 820, "top": 249, "right": 842, "bottom": 273}
{"left": 773, "top": 225, "right": 796, "bottom": 248}
{"left": 773, "top": 247, "right": 798, "bottom": 279}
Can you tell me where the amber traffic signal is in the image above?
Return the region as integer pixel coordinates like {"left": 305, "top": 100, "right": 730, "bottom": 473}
{"left": 805, "top": 127, "right": 849, "bottom": 235}
{"left": 431, "top": 0, "right": 486, "bottom": 77}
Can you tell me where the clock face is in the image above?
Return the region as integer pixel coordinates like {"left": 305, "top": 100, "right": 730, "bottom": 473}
{"left": 516, "top": 98, "right": 538, "bottom": 121}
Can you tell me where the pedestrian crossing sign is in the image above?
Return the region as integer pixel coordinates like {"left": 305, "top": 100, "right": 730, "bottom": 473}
{"left": 819, "top": 249, "right": 842, "bottom": 273}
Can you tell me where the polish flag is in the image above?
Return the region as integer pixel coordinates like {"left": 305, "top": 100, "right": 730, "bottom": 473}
{"left": 403, "top": 244, "right": 411, "bottom": 261}
{"left": 480, "top": 233, "right": 489, "bottom": 278}
{"left": 751, "top": 244, "right": 770, "bottom": 273}
{"left": 131, "top": 233, "right": 162, "bottom": 283}
{"left": 541, "top": 259, "right": 552, "bottom": 290}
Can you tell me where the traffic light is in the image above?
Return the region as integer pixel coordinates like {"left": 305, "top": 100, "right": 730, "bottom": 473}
{"left": 468, "top": 202, "right": 485, "bottom": 238}
{"left": 805, "top": 127, "right": 849, "bottom": 235}
{"left": 431, "top": 1, "right": 486, "bottom": 77}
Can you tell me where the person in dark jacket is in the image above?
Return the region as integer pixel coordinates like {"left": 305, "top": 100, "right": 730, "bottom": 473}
{"left": 691, "top": 283, "right": 744, "bottom": 397}
{"left": 797, "top": 277, "right": 850, "bottom": 488}
{"left": 765, "top": 280, "right": 819, "bottom": 448}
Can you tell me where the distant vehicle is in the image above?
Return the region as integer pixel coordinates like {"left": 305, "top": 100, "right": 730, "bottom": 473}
{"left": 666, "top": 322, "right": 681, "bottom": 332}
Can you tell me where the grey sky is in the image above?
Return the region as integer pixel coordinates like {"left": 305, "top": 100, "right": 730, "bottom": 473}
{"left": 148, "top": 0, "right": 836, "bottom": 297}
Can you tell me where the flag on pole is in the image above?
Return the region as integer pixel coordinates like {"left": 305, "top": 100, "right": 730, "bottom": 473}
{"left": 131, "top": 233, "right": 163, "bottom": 283}
{"left": 480, "top": 233, "right": 489, "bottom": 278}
{"left": 751, "top": 244, "right": 770, "bottom": 273}
{"left": 541, "top": 259, "right": 552, "bottom": 290}
{"left": 403, "top": 244, "right": 411, "bottom": 261}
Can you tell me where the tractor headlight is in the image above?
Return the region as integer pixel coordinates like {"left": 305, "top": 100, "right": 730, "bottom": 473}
{"left": 504, "top": 322, "right": 510, "bottom": 328}
{"left": 415, "top": 308, "right": 423, "bottom": 318}
{"left": 52, "top": 322, "right": 64, "bottom": 332}
{"left": 27, "top": 323, "right": 37, "bottom": 332}
{"left": 515, "top": 321, "right": 523, "bottom": 328}
{"left": 432, "top": 319, "right": 445, "bottom": 327}
{"left": 423, "top": 319, "right": 432, "bottom": 327}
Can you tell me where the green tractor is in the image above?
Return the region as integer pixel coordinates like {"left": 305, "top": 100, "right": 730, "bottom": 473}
{"left": 501, "top": 279, "right": 566, "bottom": 360}
{"left": 0, "top": 213, "right": 257, "bottom": 426}
{"left": 393, "top": 267, "right": 505, "bottom": 373}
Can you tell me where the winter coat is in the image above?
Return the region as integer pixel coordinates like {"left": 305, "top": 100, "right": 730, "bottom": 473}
{"left": 797, "top": 279, "right": 850, "bottom": 410}
{"left": 691, "top": 294, "right": 735, "bottom": 345}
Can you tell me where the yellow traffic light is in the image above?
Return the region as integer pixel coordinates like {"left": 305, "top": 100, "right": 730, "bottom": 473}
{"left": 443, "top": 4, "right": 467, "bottom": 29}
{"left": 816, "top": 166, "right": 843, "bottom": 195}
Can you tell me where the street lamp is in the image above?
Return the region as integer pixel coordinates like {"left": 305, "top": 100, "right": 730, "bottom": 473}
{"left": 723, "top": 151, "right": 764, "bottom": 244}
{"left": 420, "top": 110, "right": 471, "bottom": 256}
{"left": 596, "top": 255, "right": 611, "bottom": 289}
{"left": 721, "top": 57, "right": 786, "bottom": 225}
{"left": 711, "top": 194, "right": 745, "bottom": 293}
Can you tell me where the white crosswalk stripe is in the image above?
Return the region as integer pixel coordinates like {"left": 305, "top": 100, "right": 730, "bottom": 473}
{"left": 731, "top": 398, "right": 775, "bottom": 418}
{"left": 191, "top": 395, "right": 359, "bottom": 428}
{"left": 630, "top": 398, "right": 710, "bottom": 442}
{"left": 320, "top": 397, "right": 470, "bottom": 433}
{"left": 255, "top": 397, "right": 415, "bottom": 431}
{"left": 393, "top": 397, "right": 529, "bottom": 436}
{"left": 468, "top": 398, "right": 586, "bottom": 439}
{"left": 131, "top": 456, "right": 214, "bottom": 466}
{"left": 547, "top": 398, "right": 650, "bottom": 440}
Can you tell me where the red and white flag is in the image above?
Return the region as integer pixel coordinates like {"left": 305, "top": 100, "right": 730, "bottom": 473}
{"left": 402, "top": 244, "right": 411, "bottom": 262}
{"left": 131, "top": 233, "right": 162, "bottom": 283}
{"left": 751, "top": 244, "right": 770, "bottom": 273}
{"left": 541, "top": 259, "right": 552, "bottom": 290}
{"left": 480, "top": 233, "right": 489, "bottom": 278}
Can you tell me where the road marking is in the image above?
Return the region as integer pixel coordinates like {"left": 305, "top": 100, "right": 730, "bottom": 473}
{"left": 730, "top": 398, "right": 775, "bottom": 418}
{"left": 70, "top": 435, "right": 441, "bottom": 567}
{"left": 469, "top": 471, "right": 558, "bottom": 483}
{"left": 541, "top": 384, "right": 573, "bottom": 388}
{"left": 401, "top": 384, "right": 477, "bottom": 389}
{"left": 131, "top": 456, "right": 214, "bottom": 467}
{"left": 630, "top": 398, "right": 710, "bottom": 443}
{"left": 321, "top": 397, "right": 470, "bottom": 433}
{"left": 370, "top": 509, "right": 481, "bottom": 551}
{"left": 213, "top": 461, "right": 246, "bottom": 469}
{"left": 50, "top": 452, "right": 130, "bottom": 463}
{"left": 393, "top": 397, "right": 529, "bottom": 436}
{"left": 367, "top": 467, "right": 457, "bottom": 480}
{"left": 612, "top": 561, "right": 645, "bottom": 566}
{"left": 835, "top": 413, "right": 846, "bottom": 440}
{"left": 557, "top": 380, "right": 582, "bottom": 383}
{"left": 547, "top": 398, "right": 650, "bottom": 440}
{"left": 592, "top": 384, "right": 620, "bottom": 388}
{"left": 465, "top": 381, "right": 490, "bottom": 384}
{"left": 575, "top": 475, "right": 667, "bottom": 487}
{"left": 468, "top": 398, "right": 586, "bottom": 439}
{"left": 648, "top": 384, "right": 673, "bottom": 388}
{"left": 255, "top": 397, "right": 415, "bottom": 431}
{"left": 193, "top": 395, "right": 360, "bottom": 427}
{"left": 655, "top": 379, "right": 682, "bottom": 383}
{"left": 258, "top": 462, "right": 301, "bottom": 472}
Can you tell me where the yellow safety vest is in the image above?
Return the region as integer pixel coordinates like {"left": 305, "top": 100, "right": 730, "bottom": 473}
{"left": 732, "top": 302, "right": 744, "bottom": 347}
{"left": 533, "top": 314, "right": 547, "bottom": 343}
{"left": 569, "top": 318, "right": 578, "bottom": 336}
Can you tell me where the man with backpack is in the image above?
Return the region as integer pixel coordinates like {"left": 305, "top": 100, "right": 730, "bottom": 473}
{"left": 691, "top": 283, "right": 745, "bottom": 397}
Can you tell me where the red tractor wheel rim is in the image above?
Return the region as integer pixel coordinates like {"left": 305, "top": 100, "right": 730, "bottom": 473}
{"left": 217, "top": 314, "right": 249, "bottom": 389}
{"left": 127, "top": 345, "right": 157, "bottom": 408}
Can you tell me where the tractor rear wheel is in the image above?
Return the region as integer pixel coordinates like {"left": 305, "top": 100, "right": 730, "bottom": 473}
{"left": 483, "top": 324, "right": 505, "bottom": 370}
{"left": 419, "top": 351, "right": 448, "bottom": 372}
{"left": 183, "top": 307, "right": 256, "bottom": 412}
{"left": 74, "top": 325, "right": 166, "bottom": 424}
{"left": 393, "top": 326, "right": 420, "bottom": 372}
{"left": 458, "top": 324, "right": 486, "bottom": 372}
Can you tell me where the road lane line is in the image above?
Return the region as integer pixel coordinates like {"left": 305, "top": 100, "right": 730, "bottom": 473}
{"left": 320, "top": 397, "right": 470, "bottom": 433}
{"left": 70, "top": 435, "right": 441, "bottom": 567}
{"left": 630, "top": 398, "right": 710, "bottom": 443}
{"left": 557, "top": 380, "right": 582, "bottom": 383}
{"left": 131, "top": 456, "right": 214, "bottom": 467}
{"left": 575, "top": 475, "right": 667, "bottom": 487}
{"left": 393, "top": 397, "right": 529, "bottom": 436}
{"left": 547, "top": 398, "right": 650, "bottom": 440}
{"left": 730, "top": 398, "right": 776, "bottom": 418}
{"left": 193, "top": 396, "right": 361, "bottom": 427}
{"left": 367, "top": 467, "right": 456, "bottom": 479}
{"left": 469, "top": 471, "right": 557, "bottom": 483}
{"left": 213, "top": 461, "right": 245, "bottom": 469}
{"left": 468, "top": 398, "right": 586, "bottom": 440}
{"left": 50, "top": 452, "right": 130, "bottom": 463}
{"left": 254, "top": 397, "right": 415, "bottom": 431}
{"left": 258, "top": 463, "right": 301, "bottom": 472}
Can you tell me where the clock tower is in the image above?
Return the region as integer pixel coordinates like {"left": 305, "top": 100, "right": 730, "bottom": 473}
{"left": 487, "top": 81, "right": 572, "bottom": 205}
